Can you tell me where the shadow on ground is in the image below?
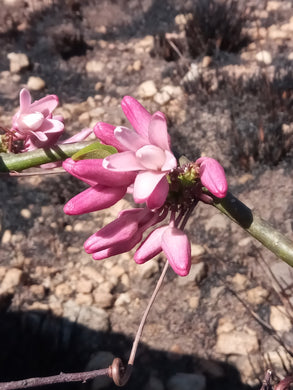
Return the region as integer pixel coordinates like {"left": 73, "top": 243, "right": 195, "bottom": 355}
{"left": 0, "top": 310, "right": 258, "bottom": 390}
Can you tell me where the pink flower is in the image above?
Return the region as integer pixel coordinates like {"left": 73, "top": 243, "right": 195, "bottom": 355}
{"left": 84, "top": 208, "right": 162, "bottom": 260}
{"left": 63, "top": 158, "right": 136, "bottom": 215}
{"left": 95, "top": 96, "right": 177, "bottom": 209}
{"left": 196, "top": 157, "right": 228, "bottom": 198}
{"left": 134, "top": 224, "right": 191, "bottom": 277}
{"left": 11, "top": 88, "right": 64, "bottom": 151}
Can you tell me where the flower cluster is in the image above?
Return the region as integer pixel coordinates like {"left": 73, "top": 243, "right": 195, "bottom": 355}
{"left": 8, "top": 88, "right": 92, "bottom": 153}
{"left": 63, "top": 96, "right": 228, "bottom": 276}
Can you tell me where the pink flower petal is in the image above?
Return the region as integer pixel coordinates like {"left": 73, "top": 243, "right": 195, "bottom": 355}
{"left": 63, "top": 158, "right": 136, "bottom": 187}
{"left": 63, "top": 184, "right": 127, "bottom": 215}
{"left": 84, "top": 217, "right": 138, "bottom": 253}
{"left": 19, "top": 88, "right": 31, "bottom": 112}
{"left": 134, "top": 225, "right": 168, "bottom": 264}
{"left": 94, "top": 122, "right": 126, "bottom": 152}
{"left": 29, "top": 130, "right": 48, "bottom": 142}
{"left": 161, "top": 150, "right": 177, "bottom": 171}
{"left": 196, "top": 157, "right": 228, "bottom": 198}
{"left": 161, "top": 227, "right": 191, "bottom": 276}
{"left": 62, "top": 128, "right": 92, "bottom": 143}
{"left": 91, "top": 231, "right": 142, "bottom": 260}
{"left": 103, "top": 151, "right": 144, "bottom": 171}
{"left": 30, "top": 95, "right": 59, "bottom": 116}
{"left": 148, "top": 111, "right": 171, "bottom": 151}
{"left": 136, "top": 145, "right": 166, "bottom": 170}
{"left": 121, "top": 96, "right": 151, "bottom": 139}
{"left": 133, "top": 171, "right": 166, "bottom": 203}
{"left": 114, "top": 126, "right": 147, "bottom": 151}
{"left": 146, "top": 176, "right": 169, "bottom": 209}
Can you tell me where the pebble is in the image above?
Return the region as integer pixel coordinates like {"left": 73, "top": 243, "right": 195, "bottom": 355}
{"left": 78, "top": 112, "right": 90, "bottom": 125}
{"left": 230, "top": 273, "right": 249, "bottom": 291}
{"left": 255, "top": 50, "right": 272, "bottom": 65}
{"left": 0, "top": 268, "right": 23, "bottom": 294}
{"left": 188, "top": 295, "right": 200, "bottom": 309}
{"left": 269, "top": 306, "right": 291, "bottom": 332}
{"left": 246, "top": 286, "right": 269, "bottom": 305}
{"left": 177, "top": 262, "right": 207, "bottom": 287}
{"left": 76, "top": 279, "right": 93, "bottom": 294}
{"left": 27, "top": 76, "right": 46, "bottom": 91}
{"left": 154, "top": 90, "right": 171, "bottom": 105}
{"left": 167, "top": 373, "right": 206, "bottom": 390}
{"left": 202, "top": 56, "right": 212, "bottom": 68}
{"left": 94, "top": 81, "right": 104, "bottom": 91}
{"left": 7, "top": 52, "right": 30, "bottom": 73}
{"left": 114, "top": 292, "right": 131, "bottom": 307}
{"left": 138, "top": 80, "right": 158, "bottom": 98}
{"left": 110, "top": 265, "right": 125, "bottom": 278}
{"left": 77, "top": 306, "right": 110, "bottom": 332}
{"left": 215, "top": 329, "right": 258, "bottom": 355}
{"left": 81, "top": 266, "right": 104, "bottom": 284}
{"left": 93, "top": 291, "right": 114, "bottom": 308}
{"left": 55, "top": 283, "right": 73, "bottom": 299}
{"left": 191, "top": 244, "right": 205, "bottom": 257}
{"left": 137, "top": 259, "right": 159, "bottom": 279}
{"left": 20, "top": 208, "right": 31, "bottom": 219}
{"left": 29, "top": 284, "right": 45, "bottom": 300}
{"left": 86, "top": 60, "right": 104, "bottom": 73}
{"left": 75, "top": 293, "right": 93, "bottom": 306}
{"left": 1, "top": 229, "right": 12, "bottom": 244}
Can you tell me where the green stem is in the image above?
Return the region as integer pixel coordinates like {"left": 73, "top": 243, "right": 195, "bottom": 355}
{"left": 213, "top": 192, "right": 293, "bottom": 267}
{"left": 0, "top": 142, "right": 92, "bottom": 172}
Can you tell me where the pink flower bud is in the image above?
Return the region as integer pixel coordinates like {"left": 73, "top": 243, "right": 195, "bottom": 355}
{"left": 196, "top": 157, "right": 228, "bottom": 198}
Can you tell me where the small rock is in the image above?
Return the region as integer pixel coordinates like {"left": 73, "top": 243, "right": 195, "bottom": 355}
{"left": 82, "top": 266, "right": 104, "bottom": 284}
{"left": 75, "top": 293, "right": 93, "bottom": 306}
{"left": 215, "top": 329, "right": 258, "bottom": 355}
{"left": 161, "top": 85, "right": 182, "bottom": 98}
{"left": 86, "top": 60, "right": 104, "bottom": 73}
{"left": 93, "top": 291, "right": 114, "bottom": 308}
{"left": 264, "top": 346, "right": 292, "bottom": 372}
{"left": 27, "top": 76, "right": 46, "bottom": 91}
{"left": 202, "top": 56, "right": 212, "bottom": 68}
{"left": 256, "top": 50, "right": 272, "bottom": 65}
{"left": 188, "top": 295, "right": 200, "bottom": 309}
{"left": 230, "top": 273, "right": 249, "bottom": 291}
{"left": 216, "top": 317, "right": 235, "bottom": 335}
{"left": 2, "top": 229, "right": 12, "bottom": 244}
{"left": 0, "top": 268, "right": 23, "bottom": 294}
{"left": 246, "top": 286, "right": 269, "bottom": 305}
{"left": 20, "top": 208, "right": 31, "bottom": 219}
{"left": 137, "top": 259, "right": 159, "bottom": 279}
{"left": 269, "top": 306, "right": 291, "bottom": 332}
{"left": 76, "top": 279, "right": 93, "bottom": 294}
{"left": 29, "top": 284, "right": 45, "bottom": 300}
{"left": 7, "top": 52, "right": 30, "bottom": 73}
{"left": 270, "top": 261, "right": 293, "bottom": 289}
{"left": 268, "top": 26, "right": 288, "bottom": 40}
{"left": 86, "top": 351, "right": 115, "bottom": 390}
{"left": 110, "top": 265, "right": 125, "bottom": 278}
{"left": 167, "top": 373, "right": 206, "bottom": 390}
{"left": 78, "top": 112, "right": 90, "bottom": 125}
{"left": 55, "top": 283, "right": 73, "bottom": 299}
{"left": 154, "top": 90, "right": 171, "bottom": 105}
{"left": 138, "top": 80, "right": 158, "bottom": 98}
{"left": 177, "top": 262, "right": 207, "bottom": 287}
{"left": 115, "top": 292, "right": 131, "bottom": 306}
{"left": 94, "top": 81, "right": 104, "bottom": 91}
{"left": 135, "top": 35, "right": 154, "bottom": 52}
{"left": 133, "top": 60, "right": 142, "bottom": 71}
{"left": 191, "top": 244, "right": 205, "bottom": 257}
{"left": 77, "top": 306, "right": 109, "bottom": 332}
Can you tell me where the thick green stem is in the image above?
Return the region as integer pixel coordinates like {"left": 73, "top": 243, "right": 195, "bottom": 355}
{"left": 213, "top": 192, "right": 293, "bottom": 267}
{"left": 0, "top": 142, "right": 92, "bottom": 172}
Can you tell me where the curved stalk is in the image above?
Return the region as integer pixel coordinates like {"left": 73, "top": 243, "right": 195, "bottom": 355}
{"left": 213, "top": 192, "right": 293, "bottom": 267}
{"left": 0, "top": 141, "right": 92, "bottom": 172}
